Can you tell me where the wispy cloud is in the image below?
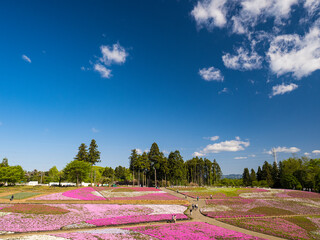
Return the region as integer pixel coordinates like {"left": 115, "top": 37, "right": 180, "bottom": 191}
{"left": 191, "top": 0, "right": 228, "bottom": 29}
{"left": 100, "top": 43, "right": 128, "bottom": 65}
{"left": 194, "top": 137, "right": 250, "bottom": 156}
{"left": 94, "top": 63, "right": 111, "bottom": 79}
{"left": 204, "top": 136, "right": 220, "bottom": 141}
{"left": 265, "top": 146, "right": 301, "bottom": 154}
{"left": 193, "top": 151, "right": 205, "bottom": 157}
{"left": 312, "top": 150, "right": 320, "bottom": 154}
{"left": 234, "top": 156, "right": 248, "bottom": 159}
{"left": 222, "top": 47, "right": 262, "bottom": 70}
{"left": 270, "top": 83, "right": 298, "bottom": 97}
{"left": 136, "top": 148, "right": 143, "bottom": 154}
{"left": 91, "top": 127, "right": 99, "bottom": 133}
{"left": 267, "top": 26, "right": 320, "bottom": 79}
{"left": 90, "top": 43, "right": 128, "bottom": 79}
{"left": 219, "top": 87, "right": 229, "bottom": 94}
{"left": 199, "top": 67, "right": 224, "bottom": 82}
{"left": 22, "top": 54, "right": 31, "bottom": 63}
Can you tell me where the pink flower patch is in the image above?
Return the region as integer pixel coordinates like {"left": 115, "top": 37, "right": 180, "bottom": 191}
{"left": 86, "top": 214, "right": 188, "bottom": 226}
{"left": 63, "top": 187, "right": 105, "bottom": 200}
{"left": 127, "top": 222, "right": 265, "bottom": 239}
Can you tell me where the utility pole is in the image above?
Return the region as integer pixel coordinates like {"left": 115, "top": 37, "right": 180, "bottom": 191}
{"left": 272, "top": 148, "right": 278, "bottom": 164}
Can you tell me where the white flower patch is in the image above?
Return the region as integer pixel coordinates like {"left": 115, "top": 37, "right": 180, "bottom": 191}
{"left": 79, "top": 228, "right": 131, "bottom": 234}
{"left": 201, "top": 205, "right": 231, "bottom": 212}
{"left": 239, "top": 189, "right": 284, "bottom": 198}
{"left": 4, "top": 235, "right": 67, "bottom": 240}
{"left": 0, "top": 212, "right": 11, "bottom": 217}
{"left": 0, "top": 231, "right": 14, "bottom": 235}
{"left": 91, "top": 191, "right": 105, "bottom": 198}
{"left": 143, "top": 204, "right": 187, "bottom": 215}
{"left": 100, "top": 191, "right": 162, "bottom": 198}
{"left": 61, "top": 222, "right": 96, "bottom": 230}
{"left": 287, "top": 198, "right": 320, "bottom": 208}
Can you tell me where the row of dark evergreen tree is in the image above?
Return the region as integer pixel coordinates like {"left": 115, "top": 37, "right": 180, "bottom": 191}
{"left": 242, "top": 157, "right": 320, "bottom": 192}
{"left": 129, "top": 142, "right": 222, "bottom": 187}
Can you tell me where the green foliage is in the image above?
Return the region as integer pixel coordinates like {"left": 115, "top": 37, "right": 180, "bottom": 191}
{"left": 0, "top": 165, "right": 25, "bottom": 184}
{"left": 242, "top": 168, "right": 250, "bottom": 186}
{"left": 74, "top": 143, "right": 89, "bottom": 162}
{"left": 63, "top": 160, "right": 91, "bottom": 186}
{"left": 48, "top": 166, "right": 60, "bottom": 182}
{"left": 0, "top": 158, "right": 8, "bottom": 167}
{"left": 88, "top": 139, "right": 101, "bottom": 165}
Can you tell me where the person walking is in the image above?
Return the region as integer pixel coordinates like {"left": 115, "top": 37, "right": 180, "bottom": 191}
{"left": 197, "top": 196, "right": 199, "bottom": 201}
{"left": 10, "top": 195, "right": 14, "bottom": 201}
{"left": 190, "top": 208, "right": 192, "bottom": 215}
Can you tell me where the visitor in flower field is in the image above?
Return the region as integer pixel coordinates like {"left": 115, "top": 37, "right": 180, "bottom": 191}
{"left": 190, "top": 208, "right": 192, "bottom": 215}
{"left": 10, "top": 195, "right": 14, "bottom": 201}
{"left": 197, "top": 196, "right": 199, "bottom": 201}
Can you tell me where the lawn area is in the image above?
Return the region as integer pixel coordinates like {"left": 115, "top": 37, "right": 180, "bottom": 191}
{"left": 0, "top": 192, "right": 41, "bottom": 200}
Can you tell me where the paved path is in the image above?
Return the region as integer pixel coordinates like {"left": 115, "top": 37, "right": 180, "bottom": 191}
{"left": 161, "top": 188, "right": 286, "bottom": 240}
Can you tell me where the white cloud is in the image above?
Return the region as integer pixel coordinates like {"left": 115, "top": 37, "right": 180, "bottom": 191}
{"left": 270, "top": 83, "right": 298, "bottom": 97}
{"left": 91, "top": 127, "right": 99, "bottom": 133}
{"left": 219, "top": 87, "right": 229, "bottom": 94}
{"left": 248, "top": 154, "right": 256, "bottom": 157}
{"left": 312, "top": 150, "right": 320, "bottom": 154}
{"left": 100, "top": 43, "right": 127, "bottom": 65}
{"left": 193, "top": 151, "right": 205, "bottom": 157}
{"left": 304, "top": 0, "right": 320, "bottom": 15}
{"left": 209, "top": 136, "right": 219, "bottom": 141}
{"left": 191, "top": 0, "right": 228, "bottom": 29}
{"left": 200, "top": 137, "right": 250, "bottom": 154}
{"left": 136, "top": 148, "right": 143, "bottom": 155}
{"left": 266, "top": 146, "right": 301, "bottom": 154}
{"left": 268, "top": 26, "right": 320, "bottom": 79}
{"left": 199, "top": 67, "right": 224, "bottom": 81}
{"left": 304, "top": 152, "right": 310, "bottom": 156}
{"left": 22, "top": 54, "right": 31, "bottom": 63}
{"left": 222, "top": 47, "right": 263, "bottom": 70}
{"left": 94, "top": 63, "right": 111, "bottom": 79}
{"left": 233, "top": 0, "right": 298, "bottom": 34}
{"left": 234, "top": 156, "right": 248, "bottom": 159}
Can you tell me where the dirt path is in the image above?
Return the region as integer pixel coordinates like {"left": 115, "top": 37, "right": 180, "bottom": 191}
{"left": 161, "top": 188, "right": 286, "bottom": 240}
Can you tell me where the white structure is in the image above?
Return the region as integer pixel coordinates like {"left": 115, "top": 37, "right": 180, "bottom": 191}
{"left": 27, "top": 181, "right": 39, "bottom": 186}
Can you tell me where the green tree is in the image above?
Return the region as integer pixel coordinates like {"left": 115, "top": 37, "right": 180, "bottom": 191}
{"left": 212, "top": 159, "right": 222, "bottom": 184}
{"left": 137, "top": 152, "right": 150, "bottom": 186}
{"left": 250, "top": 168, "right": 256, "bottom": 183}
{"left": 74, "top": 143, "right": 88, "bottom": 162}
{"left": 129, "top": 149, "right": 139, "bottom": 186}
{"left": 0, "top": 158, "right": 8, "bottom": 167}
{"left": 88, "top": 139, "right": 101, "bottom": 185}
{"left": 63, "top": 160, "right": 91, "bottom": 187}
{"left": 48, "top": 166, "right": 60, "bottom": 182}
{"left": 0, "top": 165, "right": 25, "bottom": 184}
{"left": 242, "top": 168, "right": 251, "bottom": 186}
{"left": 148, "top": 142, "right": 161, "bottom": 187}
{"left": 262, "top": 161, "right": 273, "bottom": 187}
{"left": 257, "top": 166, "right": 262, "bottom": 181}
{"left": 167, "top": 151, "right": 185, "bottom": 186}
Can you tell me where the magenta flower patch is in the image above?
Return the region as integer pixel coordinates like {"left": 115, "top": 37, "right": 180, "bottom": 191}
{"left": 127, "top": 222, "right": 265, "bottom": 239}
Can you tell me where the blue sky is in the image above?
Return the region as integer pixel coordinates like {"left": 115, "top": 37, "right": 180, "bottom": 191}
{"left": 0, "top": 0, "right": 319, "bottom": 174}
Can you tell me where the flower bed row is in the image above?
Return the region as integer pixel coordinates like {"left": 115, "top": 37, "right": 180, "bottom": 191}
{"left": 2, "top": 222, "right": 266, "bottom": 239}
{"left": 86, "top": 213, "right": 188, "bottom": 226}
{"left": 0, "top": 204, "right": 187, "bottom": 232}
{"left": 221, "top": 217, "right": 318, "bottom": 240}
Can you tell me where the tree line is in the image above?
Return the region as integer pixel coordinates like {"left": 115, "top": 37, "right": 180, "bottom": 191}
{"left": 242, "top": 157, "right": 320, "bottom": 192}
{"left": 0, "top": 141, "right": 223, "bottom": 187}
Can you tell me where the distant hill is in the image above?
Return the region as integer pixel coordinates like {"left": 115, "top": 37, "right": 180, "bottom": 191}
{"left": 222, "top": 174, "right": 242, "bottom": 179}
